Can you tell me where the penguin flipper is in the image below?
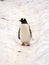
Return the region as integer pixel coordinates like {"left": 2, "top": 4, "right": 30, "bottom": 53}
{"left": 18, "top": 28, "right": 20, "bottom": 39}
{"left": 29, "top": 26, "right": 32, "bottom": 38}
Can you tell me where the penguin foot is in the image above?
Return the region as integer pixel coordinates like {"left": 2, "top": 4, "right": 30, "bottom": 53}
{"left": 26, "top": 43, "right": 30, "bottom": 46}
{"left": 21, "top": 42, "right": 25, "bottom": 46}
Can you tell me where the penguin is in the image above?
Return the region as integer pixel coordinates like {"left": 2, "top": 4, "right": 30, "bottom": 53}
{"left": 18, "top": 18, "right": 32, "bottom": 46}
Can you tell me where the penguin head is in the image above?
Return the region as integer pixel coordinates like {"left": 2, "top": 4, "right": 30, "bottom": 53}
{"left": 19, "top": 18, "right": 27, "bottom": 24}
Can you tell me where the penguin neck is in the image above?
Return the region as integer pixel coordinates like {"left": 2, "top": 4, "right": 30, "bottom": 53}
{"left": 21, "top": 22, "right": 28, "bottom": 24}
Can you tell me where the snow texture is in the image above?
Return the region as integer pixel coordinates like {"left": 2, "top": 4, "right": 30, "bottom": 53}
{"left": 0, "top": 0, "right": 49, "bottom": 65}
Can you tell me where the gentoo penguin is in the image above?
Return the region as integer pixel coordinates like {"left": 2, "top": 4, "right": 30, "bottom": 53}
{"left": 18, "top": 18, "right": 32, "bottom": 46}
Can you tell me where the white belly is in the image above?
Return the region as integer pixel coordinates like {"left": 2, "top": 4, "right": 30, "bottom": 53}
{"left": 20, "top": 24, "right": 31, "bottom": 42}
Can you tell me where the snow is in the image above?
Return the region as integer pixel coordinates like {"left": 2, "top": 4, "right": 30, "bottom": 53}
{"left": 0, "top": 0, "right": 49, "bottom": 65}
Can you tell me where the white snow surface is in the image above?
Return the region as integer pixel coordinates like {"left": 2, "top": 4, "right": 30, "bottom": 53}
{"left": 0, "top": 0, "right": 49, "bottom": 65}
